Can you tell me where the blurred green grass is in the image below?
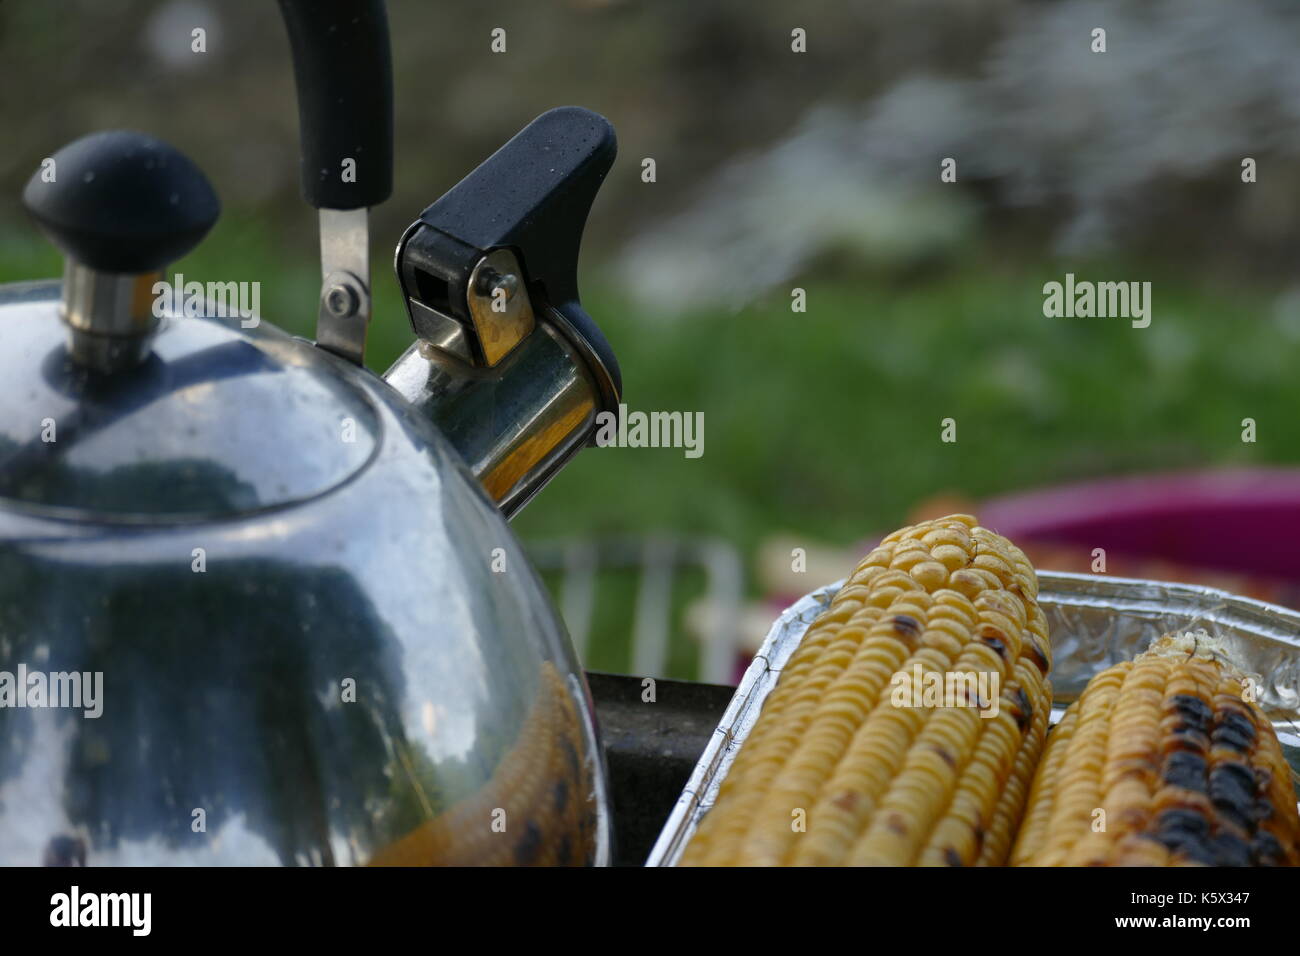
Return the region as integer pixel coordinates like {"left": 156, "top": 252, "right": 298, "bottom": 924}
{"left": 529, "top": 260, "right": 1299, "bottom": 548}
{"left": 5, "top": 223, "right": 1297, "bottom": 678}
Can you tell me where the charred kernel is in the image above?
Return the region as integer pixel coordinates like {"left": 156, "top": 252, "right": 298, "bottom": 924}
{"left": 1252, "top": 831, "right": 1285, "bottom": 866}
{"left": 514, "top": 821, "right": 544, "bottom": 865}
{"left": 1210, "top": 832, "right": 1252, "bottom": 867}
{"left": 931, "top": 745, "right": 956, "bottom": 769}
{"left": 943, "top": 847, "right": 963, "bottom": 866}
{"left": 1167, "top": 693, "right": 1212, "bottom": 729}
{"left": 1167, "top": 835, "right": 1219, "bottom": 866}
{"left": 1210, "top": 761, "right": 1256, "bottom": 795}
{"left": 1208, "top": 763, "right": 1257, "bottom": 831}
{"left": 1023, "top": 635, "right": 1050, "bottom": 674}
{"left": 1140, "top": 833, "right": 1168, "bottom": 852}
{"left": 892, "top": 614, "right": 921, "bottom": 637}
{"left": 1010, "top": 686, "right": 1032, "bottom": 731}
{"left": 1211, "top": 711, "right": 1256, "bottom": 752}
{"left": 1155, "top": 807, "right": 1209, "bottom": 838}
{"left": 1150, "top": 814, "right": 1217, "bottom": 863}
{"left": 1161, "top": 750, "right": 1208, "bottom": 792}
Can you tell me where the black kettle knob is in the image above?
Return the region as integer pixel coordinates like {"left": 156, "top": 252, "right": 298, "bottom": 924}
{"left": 22, "top": 130, "right": 220, "bottom": 273}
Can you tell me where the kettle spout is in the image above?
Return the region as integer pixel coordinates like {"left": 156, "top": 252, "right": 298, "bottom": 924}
{"left": 382, "top": 107, "right": 622, "bottom": 518}
{"left": 384, "top": 309, "right": 617, "bottom": 518}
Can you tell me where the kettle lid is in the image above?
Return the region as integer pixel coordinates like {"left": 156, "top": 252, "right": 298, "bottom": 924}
{"left": 0, "top": 132, "right": 382, "bottom": 523}
{"left": 0, "top": 281, "right": 382, "bottom": 523}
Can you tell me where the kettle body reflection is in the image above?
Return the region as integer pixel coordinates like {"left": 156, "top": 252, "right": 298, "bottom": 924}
{"left": 0, "top": 0, "right": 618, "bottom": 866}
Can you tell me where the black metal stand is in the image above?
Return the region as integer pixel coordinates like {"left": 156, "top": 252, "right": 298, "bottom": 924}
{"left": 586, "top": 672, "right": 734, "bottom": 866}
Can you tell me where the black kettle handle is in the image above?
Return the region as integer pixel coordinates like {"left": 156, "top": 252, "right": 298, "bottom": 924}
{"left": 276, "top": 0, "right": 394, "bottom": 211}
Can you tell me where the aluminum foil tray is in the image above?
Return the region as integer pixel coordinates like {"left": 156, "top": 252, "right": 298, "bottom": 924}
{"left": 646, "top": 571, "right": 1300, "bottom": 866}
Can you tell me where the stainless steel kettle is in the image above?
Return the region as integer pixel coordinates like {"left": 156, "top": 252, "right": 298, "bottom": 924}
{"left": 0, "top": 0, "right": 619, "bottom": 866}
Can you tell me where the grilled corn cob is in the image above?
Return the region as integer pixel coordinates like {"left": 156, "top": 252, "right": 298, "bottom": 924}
{"left": 1012, "top": 631, "right": 1300, "bottom": 866}
{"left": 682, "top": 514, "right": 1053, "bottom": 866}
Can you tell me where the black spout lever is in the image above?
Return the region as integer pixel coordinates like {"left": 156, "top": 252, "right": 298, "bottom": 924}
{"left": 396, "top": 107, "right": 620, "bottom": 397}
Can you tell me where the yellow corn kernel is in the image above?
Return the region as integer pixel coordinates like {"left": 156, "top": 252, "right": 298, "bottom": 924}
{"left": 682, "top": 515, "right": 1052, "bottom": 866}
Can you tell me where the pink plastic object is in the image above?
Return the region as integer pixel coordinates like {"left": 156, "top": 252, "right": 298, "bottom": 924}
{"left": 746, "top": 469, "right": 1300, "bottom": 685}
{"left": 977, "top": 468, "right": 1300, "bottom": 580}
